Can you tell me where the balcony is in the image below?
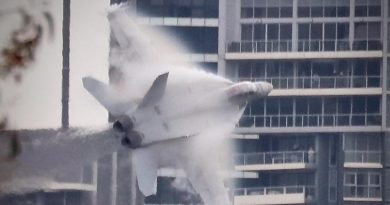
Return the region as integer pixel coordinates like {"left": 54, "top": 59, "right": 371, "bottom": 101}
{"left": 299, "top": 40, "right": 382, "bottom": 52}
{"left": 344, "top": 186, "right": 382, "bottom": 202}
{"left": 225, "top": 40, "right": 382, "bottom": 60}
{"left": 238, "top": 113, "right": 382, "bottom": 128}
{"left": 233, "top": 186, "right": 315, "bottom": 205}
{"left": 227, "top": 41, "right": 293, "bottom": 53}
{"left": 344, "top": 151, "right": 382, "bottom": 168}
{"left": 137, "top": 17, "right": 219, "bottom": 27}
{"left": 157, "top": 168, "right": 259, "bottom": 179}
{"left": 298, "top": 40, "right": 350, "bottom": 52}
{"left": 234, "top": 151, "right": 315, "bottom": 171}
{"left": 238, "top": 75, "right": 380, "bottom": 90}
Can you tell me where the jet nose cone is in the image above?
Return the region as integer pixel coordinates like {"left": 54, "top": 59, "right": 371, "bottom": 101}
{"left": 255, "top": 82, "right": 273, "bottom": 96}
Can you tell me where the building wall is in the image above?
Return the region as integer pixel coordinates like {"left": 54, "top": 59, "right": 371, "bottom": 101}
{"left": 225, "top": 1, "right": 386, "bottom": 205}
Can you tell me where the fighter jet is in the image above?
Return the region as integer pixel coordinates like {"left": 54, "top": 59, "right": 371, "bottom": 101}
{"left": 82, "top": 5, "right": 273, "bottom": 205}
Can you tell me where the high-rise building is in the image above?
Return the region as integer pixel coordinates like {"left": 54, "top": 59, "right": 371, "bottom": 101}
{"left": 135, "top": 0, "right": 390, "bottom": 205}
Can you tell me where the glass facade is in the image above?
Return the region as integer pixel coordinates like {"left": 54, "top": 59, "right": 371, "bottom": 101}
{"left": 240, "top": 23, "right": 292, "bottom": 52}
{"left": 298, "top": 0, "right": 350, "bottom": 17}
{"left": 355, "top": 0, "right": 381, "bottom": 17}
{"left": 137, "top": 0, "right": 219, "bottom": 18}
{"left": 241, "top": 0, "right": 293, "bottom": 18}
{"left": 353, "top": 22, "right": 382, "bottom": 51}
{"left": 231, "top": 0, "right": 385, "bottom": 204}
{"left": 239, "top": 96, "right": 381, "bottom": 128}
{"left": 237, "top": 59, "right": 381, "bottom": 89}
{"left": 388, "top": 24, "right": 390, "bottom": 52}
{"left": 235, "top": 135, "right": 315, "bottom": 153}
{"left": 343, "top": 133, "right": 382, "bottom": 164}
{"left": 232, "top": 21, "right": 382, "bottom": 52}
{"left": 160, "top": 26, "right": 218, "bottom": 53}
{"left": 235, "top": 172, "right": 315, "bottom": 188}
{"left": 298, "top": 22, "right": 350, "bottom": 51}
{"left": 228, "top": 0, "right": 384, "bottom": 53}
{"left": 344, "top": 171, "right": 381, "bottom": 199}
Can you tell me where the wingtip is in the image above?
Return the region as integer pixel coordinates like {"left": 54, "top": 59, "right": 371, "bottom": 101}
{"left": 81, "top": 76, "right": 91, "bottom": 88}
{"left": 82, "top": 76, "right": 99, "bottom": 91}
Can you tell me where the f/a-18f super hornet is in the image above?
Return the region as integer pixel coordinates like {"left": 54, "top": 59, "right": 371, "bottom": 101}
{"left": 83, "top": 5, "right": 273, "bottom": 205}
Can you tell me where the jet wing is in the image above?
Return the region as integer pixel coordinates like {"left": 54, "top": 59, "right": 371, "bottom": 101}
{"left": 132, "top": 105, "right": 245, "bottom": 204}
{"left": 132, "top": 130, "right": 234, "bottom": 205}
{"left": 184, "top": 151, "right": 231, "bottom": 205}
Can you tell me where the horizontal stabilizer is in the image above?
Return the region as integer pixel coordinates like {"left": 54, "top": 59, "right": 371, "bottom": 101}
{"left": 138, "top": 72, "right": 169, "bottom": 108}
{"left": 82, "top": 77, "right": 134, "bottom": 116}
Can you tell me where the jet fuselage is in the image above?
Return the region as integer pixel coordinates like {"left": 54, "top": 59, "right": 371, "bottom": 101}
{"left": 116, "top": 77, "right": 273, "bottom": 148}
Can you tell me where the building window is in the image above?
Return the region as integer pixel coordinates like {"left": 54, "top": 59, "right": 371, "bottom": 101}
{"left": 165, "top": 26, "right": 218, "bottom": 53}
{"left": 241, "top": 0, "right": 254, "bottom": 18}
{"left": 280, "top": 0, "right": 293, "bottom": 17}
{"left": 353, "top": 22, "right": 382, "bottom": 50}
{"left": 344, "top": 171, "right": 381, "bottom": 199}
{"left": 355, "top": 0, "right": 381, "bottom": 17}
{"left": 240, "top": 23, "right": 292, "bottom": 52}
{"left": 298, "top": 0, "right": 350, "bottom": 18}
{"left": 387, "top": 95, "right": 390, "bottom": 128}
{"left": 137, "top": 0, "right": 219, "bottom": 18}
{"left": 343, "top": 133, "right": 382, "bottom": 164}
{"left": 239, "top": 96, "right": 381, "bottom": 128}
{"left": 241, "top": 0, "right": 293, "bottom": 19}
{"left": 388, "top": 0, "right": 390, "bottom": 17}
{"left": 298, "top": 23, "right": 350, "bottom": 52}
{"left": 253, "top": 0, "right": 266, "bottom": 18}
{"left": 388, "top": 59, "right": 390, "bottom": 91}
{"left": 237, "top": 59, "right": 380, "bottom": 89}
{"left": 388, "top": 23, "right": 390, "bottom": 51}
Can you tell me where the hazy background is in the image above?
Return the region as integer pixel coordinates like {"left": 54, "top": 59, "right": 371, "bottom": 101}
{"left": 0, "top": 0, "right": 110, "bottom": 129}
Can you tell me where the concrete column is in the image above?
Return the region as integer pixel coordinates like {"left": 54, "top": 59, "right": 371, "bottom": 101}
{"left": 62, "top": 0, "right": 70, "bottom": 129}
{"left": 382, "top": 132, "right": 386, "bottom": 203}
{"left": 336, "top": 134, "right": 344, "bottom": 205}
{"left": 383, "top": 132, "right": 390, "bottom": 203}
{"left": 111, "top": 153, "right": 118, "bottom": 205}
{"left": 382, "top": 0, "right": 388, "bottom": 128}
{"left": 97, "top": 155, "right": 114, "bottom": 205}
{"left": 218, "top": 0, "right": 227, "bottom": 77}
{"left": 315, "top": 134, "right": 329, "bottom": 205}
{"left": 82, "top": 162, "right": 98, "bottom": 205}
{"left": 292, "top": 0, "right": 298, "bottom": 51}
{"left": 349, "top": 0, "right": 354, "bottom": 49}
